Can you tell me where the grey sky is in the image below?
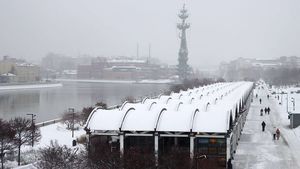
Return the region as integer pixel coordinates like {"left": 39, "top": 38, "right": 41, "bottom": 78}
{"left": 0, "top": 0, "right": 300, "bottom": 69}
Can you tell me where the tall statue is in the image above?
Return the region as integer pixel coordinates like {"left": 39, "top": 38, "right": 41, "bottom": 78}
{"left": 177, "top": 4, "right": 191, "bottom": 80}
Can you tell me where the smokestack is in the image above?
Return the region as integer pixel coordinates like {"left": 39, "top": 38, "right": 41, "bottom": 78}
{"left": 148, "top": 44, "right": 151, "bottom": 59}
{"left": 136, "top": 43, "right": 139, "bottom": 59}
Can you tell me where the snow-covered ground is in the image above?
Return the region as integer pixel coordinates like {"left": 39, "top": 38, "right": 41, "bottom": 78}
{"left": 35, "top": 122, "right": 85, "bottom": 148}
{"left": 233, "top": 85, "right": 300, "bottom": 169}
{"left": 10, "top": 123, "right": 85, "bottom": 169}
{"left": 0, "top": 83, "right": 62, "bottom": 91}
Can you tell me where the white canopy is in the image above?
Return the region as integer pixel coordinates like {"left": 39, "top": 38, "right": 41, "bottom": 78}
{"left": 85, "top": 81, "right": 253, "bottom": 134}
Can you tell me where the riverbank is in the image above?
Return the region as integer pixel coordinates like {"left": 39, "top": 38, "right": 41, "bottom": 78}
{"left": 0, "top": 82, "right": 63, "bottom": 91}
{"left": 56, "top": 78, "right": 175, "bottom": 84}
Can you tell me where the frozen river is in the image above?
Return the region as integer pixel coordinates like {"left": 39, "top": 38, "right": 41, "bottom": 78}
{"left": 0, "top": 82, "right": 169, "bottom": 122}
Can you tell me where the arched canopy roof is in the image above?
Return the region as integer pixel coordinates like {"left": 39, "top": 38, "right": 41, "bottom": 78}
{"left": 85, "top": 81, "right": 254, "bottom": 134}
{"left": 157, "top": 104, "right": 198, "bottom": 132}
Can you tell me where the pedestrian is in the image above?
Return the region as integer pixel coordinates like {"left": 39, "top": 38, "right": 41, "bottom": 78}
{"left": 267, "top": 107, "right": 270, "bottom": 114}
{"left": 272, "top": 127, "right": 276, "bottom": 140}
{"left": 264, "top": 107, "right": 267, "bottom": 114}
{"left": 267, "top": 94, "right": 270, "bottom": 99}
{"left": 276, "top": 128, "right": 280, "bottom": 140}
{"left": 227, "top": 158, "right": 232, "bottom": 169}
{"left": 260, "top": 109, "right": 263, "bottom": 116}
{"left": 256, "top": 94, "right": 258, "bottom": 98}
{"left": 261, "top": 121, "right": 266, "bottom": 132}
{"left": 259, "top": 98, "right": 262, "bottom": 104}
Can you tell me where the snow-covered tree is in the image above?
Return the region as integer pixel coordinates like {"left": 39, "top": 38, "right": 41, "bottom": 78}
{"left": 10, "top": 117, "right": 41, "bottom": 166}
{"left": 0, "top": 119, "right": 15, "bottom": 169}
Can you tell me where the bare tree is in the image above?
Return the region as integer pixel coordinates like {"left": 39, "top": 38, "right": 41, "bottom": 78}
{"left": 81, "top": 106, "right": 95, "bottom": 123}
{"left": 0, "top": 119, "right": 15, "bottom": 169}
{"left": 10, "top": 117, "right": 41, "bottom": 166}
{"left": 122, "top": 96, "right": 135, "bottom": 103}
{"left": 62, "top": 111, "right": 82, "bottom": 129}
{"left": 95, "top": 102, "right": 107, "bottom": 109}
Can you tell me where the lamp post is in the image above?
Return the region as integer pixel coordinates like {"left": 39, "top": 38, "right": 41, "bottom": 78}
{"left": 68, "top": 108, "right": 75, "bottom": 138}
{"left": 291, "top": 97, "right": 295, "bottom": 111}
{"left": 26, "top": 113, "right": 36, "bottom": 147}
{"left": 279, "top": 91, "right": 289, "bottom": 113}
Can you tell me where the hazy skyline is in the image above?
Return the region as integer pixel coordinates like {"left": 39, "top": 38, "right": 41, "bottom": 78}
{"left": 0, "top": 0, "right": 300, "bottom": 69}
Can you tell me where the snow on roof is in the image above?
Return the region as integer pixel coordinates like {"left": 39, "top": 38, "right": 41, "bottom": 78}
{"left": 85, "top": 81, "right": 254, "bottom": 134}
{"left": 121, "top": 102, "right": 166, "bottom": 131}
{"left": 108, "top": 59, "right": 146, "bottom": 63}
{"left": 157, "top": 104, "right": 198, "bottom": 132}
{"left": 1, "top": 73, "right": 16, "bottom": 76}
{"left": 87, "top": 109, "right": 125, "bottom": 131}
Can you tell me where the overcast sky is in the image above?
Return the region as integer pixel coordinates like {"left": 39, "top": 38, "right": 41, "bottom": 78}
{"left": 0, "top": 0, "right": 300, "bottom": 69}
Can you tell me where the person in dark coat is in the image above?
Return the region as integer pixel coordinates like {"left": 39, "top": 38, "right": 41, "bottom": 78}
{"left": 267, "top": 95, "right": 270, "bottom": 99}
{"left": 261, "top": 121, "right": 266, "bottom": 132}
{"left": 267, "top": 107, "right": 271, "bottom": 114}
{"left": 276, "top": 128, "right": 280, "bottom": 140}
{"left": 260, "top": 109, "right": 264, "bottom": 116}
{"left": 227, "top": 158, "right": 233, "bottom": 169}
{"left": 272, "top": 127, "right": 276, "bottom": 140}
{"left": 264, "top": 107, "right": 267, "bottom": 114}
{"left": 259, "top": 98, "right": 262, "bottom": 104}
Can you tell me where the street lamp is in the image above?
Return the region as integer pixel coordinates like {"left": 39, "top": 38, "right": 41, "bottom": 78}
{"left": 68, "top": 108, "right": 75, "bottom": 138}
{"left": 291, "top": 97, "right": 295, "bottom": 111}
{"left": 279, "top": 91, "right": 289, "bottom": 113}
{"left": 26, "top": 113, "right": 36, "bottom": 147}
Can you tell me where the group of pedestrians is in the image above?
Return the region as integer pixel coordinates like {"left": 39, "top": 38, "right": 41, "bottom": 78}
{"left": 260, "top": 107, "right": 271, "bottom": 116}
{"left": 257, "top": 93, "right": 281, "bottom": 141}
{"left": 261, "top": 122, "right": 281, "bottom": 140}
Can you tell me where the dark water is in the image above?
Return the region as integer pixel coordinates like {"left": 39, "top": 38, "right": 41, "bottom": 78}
{"left": 0, "top": 82, "right": 169, "bottom": 122}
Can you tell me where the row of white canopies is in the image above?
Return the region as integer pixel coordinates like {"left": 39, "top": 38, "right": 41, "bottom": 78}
{"left": 85, "top": 81, "right": 253, "bottom": 135}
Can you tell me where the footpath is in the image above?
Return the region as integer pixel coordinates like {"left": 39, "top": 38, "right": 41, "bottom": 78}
{"left": 233, "top": 87, "right": 300, "bottom": 169}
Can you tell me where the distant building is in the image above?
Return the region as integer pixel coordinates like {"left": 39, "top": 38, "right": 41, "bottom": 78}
{"left": 219, "top": 56, "right": 300, "bottom": 81}
{"left": 0, "top": 56, "right": 40, "bottom": 83}
{"left": 77, "top": 56, "right": 176, "bottom": 80}
{"left": 0, "top": 73, "right": 17, "bottom": 83}
{"left": 41, "top": 53, "right": 93, "bottom": 79}
{"left": 15, "top": 63, "right": 40, "bottom": 82}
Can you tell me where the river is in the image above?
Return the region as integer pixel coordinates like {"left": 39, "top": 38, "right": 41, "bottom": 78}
{"left": 0, "top": 82, "right": 169, "bottom": 122}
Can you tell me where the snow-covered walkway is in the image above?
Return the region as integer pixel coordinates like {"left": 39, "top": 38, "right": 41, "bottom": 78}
{"left": 233, "top": 87, "right": 300, "bottom": 169}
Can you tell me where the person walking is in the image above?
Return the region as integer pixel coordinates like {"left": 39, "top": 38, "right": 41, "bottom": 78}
{"left": 259, "top": 98, "right": 262, "bottom": 104}
{"left": 227, "top": 158, "right": 232, "bottom": 169}
{"left": 267, "top": 94, "right": 270, "bottom": 99}
{"left": 260, "top": 109, "right": 264, "bottom": 116}
{"left": 264, "top": 107, "right": 267, "bottom": 114}
{"left": 272, "top": 127, "right": 276, "bottom": 140}
{"left": 276, "top": 128, "right": 281, "bottom": 140}
{"left": 267, "top": 107, "right": 271, "bottom": 114}
{"left": 261, "top": 121, "right": 266, "bottom": 132}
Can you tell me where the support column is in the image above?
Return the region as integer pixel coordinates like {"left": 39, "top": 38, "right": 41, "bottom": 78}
{"left": 226, "top": 135, "right": 231, "bottom": 161}
{"left": 174, "top": 137, "right": 178, "bottom": 146}
{"left": 154, "top": 133, "right": 159, "bottom": 166}
{"left": 190, "top": 136, "right": 195, "bottom": 159}
{"left": 120, "top": 133, "right": 124, "bottom": 157}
